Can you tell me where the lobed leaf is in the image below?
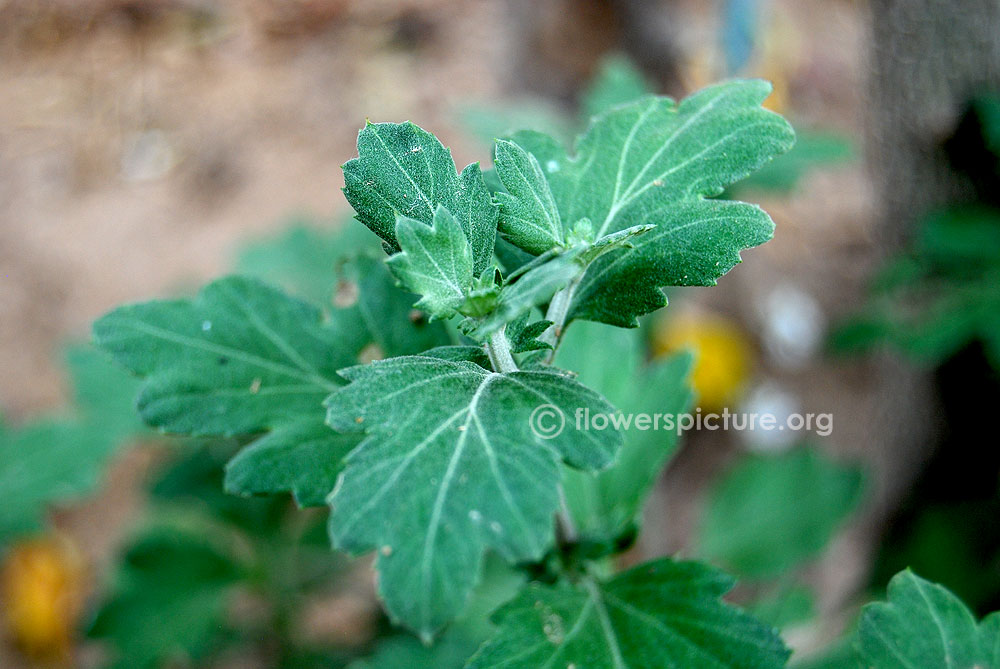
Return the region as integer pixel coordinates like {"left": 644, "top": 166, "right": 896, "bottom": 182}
{"left": 324, "top": 355, "right": 623, "bottom": 638}
{"left": 93, "top": 276, "right": 365, "bottom": 506}
{"left": 506, "top": 80, "right": 794, "bottom": 326}
{"left": 468, "top": 558, "right": 790, "bottom": 668}
{"left": 387, "top": 206, "right": 475, "bottom": 319}
{"left": 570, "top": 199, "right": 776, "bottom": 326}
{"left": 343, "top": 121, "right": 498, "bottom": 274}
{"left": 857, "top": 570, "right": 999, "bottom": 669}
{"left": 493, "top": 139, "right": 565, "bottom": 254}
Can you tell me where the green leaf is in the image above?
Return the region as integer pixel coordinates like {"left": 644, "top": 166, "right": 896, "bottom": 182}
{"left": 494, "top": 139, "right": 565, "bottom": 254}
{"left": 342, "top": 121, "right": 498, "bottom": 274}
{"left": 581, "top": 53, "right": 652, "bottom": 120}
{"left": 468, "top": 558, "right": 790, "bottom": 668}
{"left": 509, "top": 80, "right": 793, "bottom": 326}
{"left": 506, "top": 314, "right": 554, "bottom": 354}
{"left": 387, "top": 206, "right": 475, "bottom": 318}
{"left": 731, "top": 130, "right": 854, "bottom": 193}
{"left": 557, "top": 321, "right": 693, "bottom": 542}
{"left": 568, "top": 80, "right": 792, "bottom": 237}
{"left": 571, "top": 192, "right": 777, "bottom": 327}
{"left": 340, "top": 254, "right": 454, "bottom": 358}
{"left": 0, "top": 421, "right": 112, "bottom": 541}
{"left": 93, "top": 276, "right": 364, "bottom": 506}
{"left": 857, "top": 570, "right": 998, "bottom": 669}
{"left": 467, "top": 247, "right": 584, "bottom": 339}
{"left": 94, "top": 276, "right": 351, "bottom": 435}
{"left": 224, "top": 419, "right": 362, "bottom": 507}
{"left": 88, "top": 522, "right": 243, "bottom": 668}
{"left": 235, "top": 218, "right": 379, "bottom": 307}
{"left": 1, "top": 345, "right": 145, "bottom": 542}
{"left": 351, "top": 555, "right": 524, "bottom": 669}
{"left": 323, "top": 355, "right": 623, "bottom": 638}
{"left": 700, "top": 448, "right": 865, "bottom": 578}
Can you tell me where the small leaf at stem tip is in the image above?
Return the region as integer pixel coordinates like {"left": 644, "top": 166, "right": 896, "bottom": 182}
{"left": 343, "top": 121, "right": 498, "bottom": 274}
{"left": 386, "top": 205, "right": 475, "bottom": 320}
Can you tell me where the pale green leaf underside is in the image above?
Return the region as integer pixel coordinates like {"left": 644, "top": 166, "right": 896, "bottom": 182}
{"left": 857, "top": 570, "right": 1000, "bottom": 669}
{"left": 324, "top": 355, "right": 622, "bottom": 637}
{"left": 387, "top": 206, "right": 474, "bottom": 318}
{"left": 467, "top": 558, "right": 789, "bottom": 669}
{"left": 494, "top": 138, "right": 565, "bottom": 254}
{"left": 93, "top": 276, "right": 365, "bottom": 506}
{"left": 343, "top": 121, "right": 498, "bottom": 274}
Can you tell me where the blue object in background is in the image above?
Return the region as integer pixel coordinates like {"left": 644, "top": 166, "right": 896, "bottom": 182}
{"left": 722, "top": 0, "right": 759, "bottom": 75}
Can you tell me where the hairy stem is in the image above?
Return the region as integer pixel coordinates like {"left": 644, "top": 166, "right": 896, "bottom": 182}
{"left": 485, "top": 325, "right": 518, "bottom": 373}
{"left": 541, "top": 274, "right": 583, "bottom": 362}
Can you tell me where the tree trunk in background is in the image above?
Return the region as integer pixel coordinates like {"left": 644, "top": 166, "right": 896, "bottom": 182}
{"left": 868, "top": 0, "right": 1000, "bottom": 245}
{"left": 863, "top": 0, "right": 1000, "bottom": 528}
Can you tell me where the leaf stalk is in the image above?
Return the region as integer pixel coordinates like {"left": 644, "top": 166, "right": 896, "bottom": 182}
{"left": 485, "top": 325, "right": 518, "bottom": 373}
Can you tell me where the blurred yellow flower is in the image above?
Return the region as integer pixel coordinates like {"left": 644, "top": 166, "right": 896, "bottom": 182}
{"left": 652, "top": 311, "right": 753, "bottom": 411}
{"left": 1, "top": 535, "right": 85, "bottom": 663}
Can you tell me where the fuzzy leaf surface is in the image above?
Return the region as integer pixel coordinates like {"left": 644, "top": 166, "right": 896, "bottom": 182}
{"left": 342, "top": 121, "right": 497, "bottom": 274}
{"left": 387, "top": 206, "right": 474, "bottom": 318}
{"left": 324, "top": 355, "right": 622, "bottom": 637}
{"left": 857, "top": 570, "right": 1000, "bottom": 669}
{"left": 494, "top": 139, "right": 565, "bottom": 254}
{"left": 93, "top": 276, "right": 362, "bottom": 506}
{"left": 510, "top": 80, "right": 794, "bottom": 326}
{"left": 468, "top": 558, "right": 789, "bottom": 668}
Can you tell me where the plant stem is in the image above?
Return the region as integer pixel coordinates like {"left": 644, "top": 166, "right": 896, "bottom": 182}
{"left": 557, "top": 485, "right": 579, "bottom": 545}
{"left": 485, "top": 325, "right": 518, "bottom": 373}
{"left": 541, "top": 275, "right": 583, "bottom": 362}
